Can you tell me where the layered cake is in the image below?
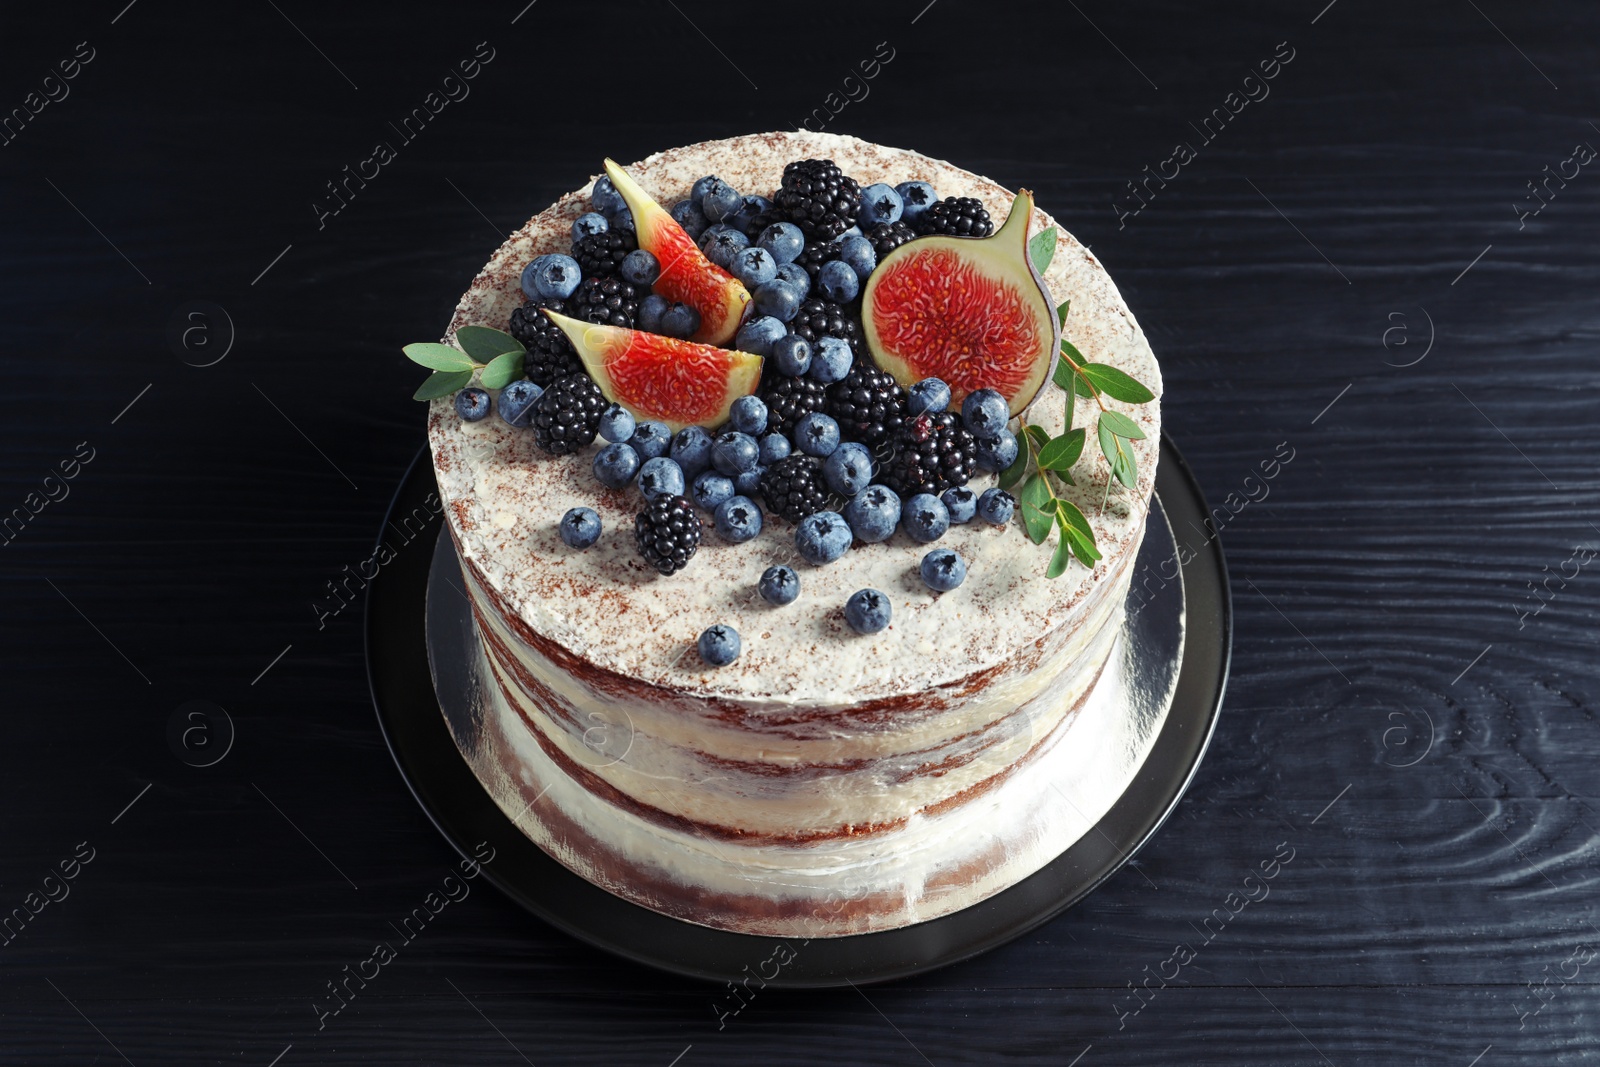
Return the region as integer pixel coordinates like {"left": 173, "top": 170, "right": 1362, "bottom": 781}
{"left": 414, "top": 132, "right": 1162, "bottom": 936}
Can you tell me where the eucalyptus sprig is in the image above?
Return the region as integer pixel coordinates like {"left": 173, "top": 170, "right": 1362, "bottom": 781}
{"left": 403, "top": 325, "right": 527, "bottom": 400}
{"left": 1002, "top": 228, "right": 1156, "bottom": 578}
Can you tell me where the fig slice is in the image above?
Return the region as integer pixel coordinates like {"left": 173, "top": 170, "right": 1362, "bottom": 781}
{"left": 543, "top": 309, "right": 762, "bottom": 434}
{"left": 602, "top": 159, "right": 751, "bottom": 347}
{"left": 862, "top": 190, "right": 1060, "bottom": 417}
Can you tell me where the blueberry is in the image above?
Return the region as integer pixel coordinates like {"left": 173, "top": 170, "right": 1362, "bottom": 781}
{"left": 606, "top": 207, "right": 635, "bottom": 233}
{"left": 962, "top": 388, "right": 1010, "bottom": 436}
{"left": 817, "top": 259, "right": 860, "bottom": 303}
{"left": 733, "top": 246, "right": 778, "bottom": 289}
{"left": 638, "top": 456, "right": 686, "bottom": 501}
{"left": 844, "top": 588, "right": 892, "bottom": 634}
{"left": 572, "top": 212, "right": 609, "bottom": 241}
{"left": 598, "top": 403, "right": 636, "bottom": 444}
{"left": 920, "top": 548, "right": 967, "bottom": 592}
{"left": 835, "top": 235, "right": 877, "bottom": 280}
{"left": 727, "top": 194, "right": 773, "bottom": 236}
{"left": 843, "top": 484, "right": 900, "bottom": 543}
{"left": 974, "top": 430, "right": 1019, "bottom": 472}
{"left": 455, "top": 387, "right": 490, "bottom": 421}
{"left": 857, "top": 183, "right": 904, "bottom": 227}
{"left": 753, "top": 280, "right": 803, "bottom": 322}
{"left": 758, "top": 221, "right": 805, "bottom": 264}
{"left": 710, "top": 431, "right": 759, "bottom": 476}
{"left": 977, "top": 487, "right": 1017, "bottom": 526}
{"left": 498, "top": 380, "right": 542, "bottom": 427}
{"left": 591, "top": 175, "right": 626, "bottom": 216}
{"left": 638, "top": 293, "right": 669, "bottom": 333}
{"left": 620, "top": 249, "right": 660, "bottom": 287}
{"left": 772, "top": 335, "right": 812, "bottom": 377}
{"left": 896, "top": 181, "right": 938, "bottom": 224}
{"left": 670, "top": 198, "right": 709, "bottom": 240}
{"left": 593, "top": 441, "right": 641, "bottom": 488}
{"left": 942, "top": 486, "right": 978, "bottom": 524}
{"left": 701, "top": 226, "right": 749, "bottom": 269}
{"left": 698, "top": 623, "right": 741, "bottom": 666}
{"left": 758, "top": 432, "right": 792, "bottom": 465}
{"left": 735, "top": 315, "right": 788, "bottom": 356}
{"left": 692, "top": 470, "right": 735, "bottom": 511}
{"left": 902, "top": 493, "right": 950, "bottom": 543}
{"left": 670, "top": 425, "right": 714, "bottom": 479}
{"left": 700, "top": 178, "right": 742, "bottom": 222}
{"left": 759, "top": 564, "right": 800, "bottom": 606}
{"left": 659, "top": 303, "right": 702, "bottom": 339}
{"left": 823, "top": 442, "right": 872, "bottom": 496}
{"left": 808, "top": 336, "right": 853, "bottom": 383}
{"left": 560, "top": 507, "right": 602, "bottom": 549}
{"left": 629, "top": 421, "right": 671, "bottom": 460}
{"left": 520, "top": 255, "right": 550, "bottom": 301}
{"left": 794, "top": 412, "right": 841, "bottom": 457}
{"left": 908, "top": 377, "right": 951, "bottom": 415}
{"left": 691, "top": 175, "right": 720, "bottom": 203}
{"left": 529, "top": 254, "right": 582, "bottom": 300}
{"left": 795, "top": 510, "right": 852, "bottom": 565}
{"left": 729, "top": 395, "right": 769, "bottom": 436}
{"left": 774, "top": 262, "right": 811, "bottom": 299}
{"left": 713, "top": 495, "right": 763, "bottom": 543}
{"left": 733, "top": 464, "right": 764, "bottom": 497}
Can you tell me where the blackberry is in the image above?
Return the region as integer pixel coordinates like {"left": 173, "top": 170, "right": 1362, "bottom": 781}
{"left": 880, "top": 412, "right": 978, "bottom": 498}
{"left": 759, "top": 455, "right": 829, "bottom": 523}
{"left": 825, "top": 363, "right": 907, "bottom": 453}
{"left": 793, "top": 240, "right": 839, "bottom": 285}
{"left": 758, "top": 373, "right": 829, "bottom": 438}
{"left": 864, "top": 220, "right": 917, "bottom": 259}
{"left": 788, "top": 298, "right": 864, "bottom": 357}
{"left": 571, "top": 228, "right": 637, "bottom": 277}
{"left": 634, "top": 494, "right": 701, "bottom": 575}
{"left": 567, "top": 276, "right": 645, "bottom": 329}
{"left": 507, "top": 297, "right": 585, "bottom": 386}
{"left": 914, "top": 197, "right": 993, "bottom": 238}
{"left": 774, "top": 159, "right": 861, "bottom": 242}
{"left": 530, "top": 373, "right": 607, "bottom": 455}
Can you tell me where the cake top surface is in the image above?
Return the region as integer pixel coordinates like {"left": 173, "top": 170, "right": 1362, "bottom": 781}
{"left": 428, "top": 131, "right": 1161, "bottom": 703}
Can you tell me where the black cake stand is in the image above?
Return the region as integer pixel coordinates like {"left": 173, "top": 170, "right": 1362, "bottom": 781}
{"left": 366, "top": 437, "right": 1230, "bottom": 987}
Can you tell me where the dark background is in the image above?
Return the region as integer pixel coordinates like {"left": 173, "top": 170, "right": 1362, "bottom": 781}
{"left": 3, "top": 0, "right": 1597, "bottom": 1062}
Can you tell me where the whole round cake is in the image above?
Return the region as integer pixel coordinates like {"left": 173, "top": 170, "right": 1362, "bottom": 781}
{"left": 417, "top": 131, "right": 1162, "bottom": 937}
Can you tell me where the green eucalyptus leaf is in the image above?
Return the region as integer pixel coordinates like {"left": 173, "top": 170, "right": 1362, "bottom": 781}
{"left": 1024, "top": 424, "right": 1051, "bottom": 451}
{"left": 1019, "top": 474, "right": 1055, "bottom": 545}
{"left": 1057, "top": 299, "right": 1071, "bottom": 326}
{"left": 479, "top": 351, "right": 525, "bottom": 390}
{"left": 1046, "top": 532, "right": 1073, "bottom": 579}
{"left": 1037, "top": 428, "right": 1086, "bottom": 472}
{"left": 413, "top": 368, "right": 472, "bottom": 401}
{"left": 404, "top": 342, "right": 475, "bottom": 372}
{"left": 1098, "top": 420, "right": 1137, "bottom": 488}
{"left": 456, "top": 325, "right": 525, "bottom": 361}
{"left": 1079, "top": 363, "right": 1155, "bottom": 404}
{"left": 1069, "top": 530, "right": 1100, "bottom": 567}
{"left": 1029, "top": 226, "right": 1058, "bottom": 275}
{"left": 1056, "top": 499, "right": 1096, "bottom": 545}
{"left": 1074, "top": 375, "right": 1095, "bottom": 399}
{"left": 1099, "top": 409, "right": 1147, "bottom": 440}
{"left": 1064, "top": 372, "right": 1076, "bottom": 429}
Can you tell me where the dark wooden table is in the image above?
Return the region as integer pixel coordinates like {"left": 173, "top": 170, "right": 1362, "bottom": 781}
{"left": 4, "top": 0, "right": 1596, "bottom": 1062}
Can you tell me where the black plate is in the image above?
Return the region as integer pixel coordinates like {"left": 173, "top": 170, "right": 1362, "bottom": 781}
{"left": 366, "top": 437, "right": 1230, "bottom": 987}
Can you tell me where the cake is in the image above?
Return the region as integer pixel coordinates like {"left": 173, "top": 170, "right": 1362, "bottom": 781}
{"left": 417, "top": 132, "right": 1162, "bottom": 937}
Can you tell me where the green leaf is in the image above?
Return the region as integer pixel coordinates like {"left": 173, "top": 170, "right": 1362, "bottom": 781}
{"left": 1024, "top": 424, "right": 1051, "bottom": 451}
{"left": 1057, "top": 299, "right": 1071, "bottom": 327}
{"left": 479, "top": 351, "right": 525, "bottom": 391}
{"left": 1064, "top": 369, "right": 1076, "bottom": 429}
{"left": 404, "top": 343, "right": 475, "bottom": 372}
{"left": 1037, "top": 428, "right": 1086, "bottom": 472}
{"left": 456, "top": 325, "right": 525, "bottom": 361}
{"left": 1029, "top": 226, "right": 1058, "bottom": 275}
{"left": 1078, "top": 363, "right": 1155, "bottom": 404}
{"left": 413, "top": 369, "right": 472, "bottom": 401}
{"left": 1098, "top": 420, "right": 1137, "bottom": 489}
{"left": 999, "top": 434, "right": 1031, "bottom": 490}
{"left": 1069, "top": 529, "right": 1100, "bottom": 567}
{"left": 1056, "top": 498, "right": 1096, "bottom": 546}
{"left": 1046, "top": 532, "right": 1073, "bottom": 579}
{"left": 1099, "top": 409, "right": 1147, "bottom": 441}
{"left": 1019, "top": 474, "right": 1055, "bottom": 545}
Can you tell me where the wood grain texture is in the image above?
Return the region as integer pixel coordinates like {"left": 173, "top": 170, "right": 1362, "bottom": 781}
{"left": 3, "top": 0, "right": 1599, "bottom": 1062}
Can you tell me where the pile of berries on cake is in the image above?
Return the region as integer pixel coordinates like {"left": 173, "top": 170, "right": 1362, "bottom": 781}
{"left": 445, "top": 153, "right": 1076, "bottom": 661}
